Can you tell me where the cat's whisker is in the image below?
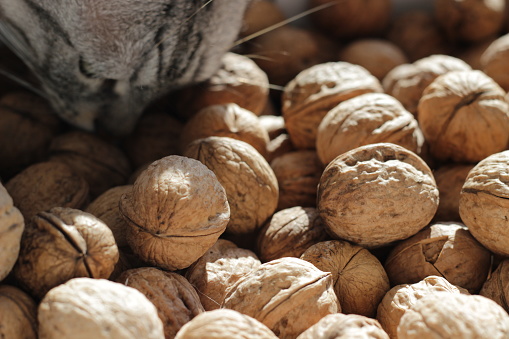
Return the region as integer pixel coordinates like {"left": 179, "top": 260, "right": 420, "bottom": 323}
{"left": 241, "top": 53, "right": 290, "bottom": 62}
{"left": 0, "top": 68, "right": 47, "bottom": 99}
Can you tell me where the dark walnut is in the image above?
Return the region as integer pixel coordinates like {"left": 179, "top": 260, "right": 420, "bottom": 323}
{"left": 0, "top": 285, "right": 37, "bottom": 339}
{"left": 119, "top": 155, "right": 230, "bottom": 270}
{"left": 239, "top": 0, "right": 285, "bottom": 38}
{"left": 0, "top": 182, "right": 24, "bottom": 281}
{"left": 13, "top": 207, "right": 118, "bottom": 299}
{"left": 480, "top": 259, "right": 509, "bottom": 313}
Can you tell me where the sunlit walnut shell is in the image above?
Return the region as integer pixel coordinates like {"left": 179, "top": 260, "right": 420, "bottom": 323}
{"left": 481, "top": 33, "right": 509, "bottom": 91}
{"left": 0, "top": 182, "right": 24, "bottom": 281}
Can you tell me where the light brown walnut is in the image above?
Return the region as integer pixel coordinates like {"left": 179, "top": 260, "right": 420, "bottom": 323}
{"left": 239, "top": 0, "right": 286, "bottom": 38}
{"left": 481, "top": 33, "right": 509, "bottom": 91}
{"left": 480, "top": 259, "right": 509, "bottom": 312}
{"left": 265, "top": 133, "right": 295, "bottom": 163}
{"left": 0, "top": 182, "right": 24, "bottom": 281}
{"left": 258, "top": 115, "right": 285, "bottom": 140}
{"left": 0, "top": 285, "right": 37, "bottom": 339}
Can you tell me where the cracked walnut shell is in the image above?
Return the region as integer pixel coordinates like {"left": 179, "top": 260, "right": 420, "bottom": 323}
{"left": 0, "top": 285, "right": 37, "bottom": 339}
{"left": 0, "top": 182, "right": 24, "bottom": 281}
{"left": 480, "top": 259, "right": 509, "bottom": 312}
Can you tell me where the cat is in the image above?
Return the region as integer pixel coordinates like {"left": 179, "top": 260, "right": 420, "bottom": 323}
{"left": 0, "top": 0, "right": 251, "bottom": 134}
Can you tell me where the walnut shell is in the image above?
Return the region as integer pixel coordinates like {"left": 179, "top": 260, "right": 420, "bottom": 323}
{"left": 179, "top": 103, "right": 269, "bottom": 157}
{"left": 222, "top": 257, "right": 340, "bottom": 339}
{"left": 316, "top": 93, "right": 424, "bottom": 165}
{"left": 300, "top": 240, "right": 390, "bottom": 318}
{"left": 0, "top": 182, "right": 24, "bottom": 281}
{"left": 266, "top": 133, "right": 295, "bottom": 163}
{"left": 185, "top": 239, "right": 261, "bottom": 311}
{"left": 13, "top": 207, "right": 119, "bottom": 299}
{"left": 459, "top": 150, "right": 509, "bottom": 256}
{"left": 283, "top": 62, "right": 383, "bottom": 149}
{"left": 397, "top": 293, "right": 509, "bottom": 339}
{"left": 38, "top": 278, "right": 164, "bottom": 339}
{"left": 418, "top": 70, "right": 509, "bottom": 163}
{"left": 297, "top": 313, "right": 389, "bottom": 339}
{"left": 480, "top": 259, "right": 509, "bottom": 312}
{"left": 456, "top": 37, "right": 496, "bottom": 70}
{"left": 117, "top": 268, "right": 204, "bottom": 338}
{"left": 318, "top": 143, "right": 439, "bottom": 248}
{"left": 257, "top": 207, "right": 329, "bottom": 263}
{"left": 376, "top": 276, "right": 470, "bottom": 339}
{"left": 270, "top": 150, "right": 323, "bottom": 210}
{"left": 184, "top": 137, "right": 278, "bottom": 235}
{"left": 175, "top": 309, "right": 278, "bottom": 339}
{"left": 258, "top": 115, "right": 286, "bottom": 140}
{"left": 119, "top": 155, "right": 229, "bottom": 270}
{"left": 384, "top": 222, "right": 491, "bottom": 293}
{"left": 0, "top": 285, "right": 37, "bottom": 339}
{"left": 240, "top": 0, "right": 286, "bottom": 38}
{"left": 481, "top": 33, "right": 509, "bottom": 91}
{"left": 5, "top": 161, "right": 89, "bottom": 222}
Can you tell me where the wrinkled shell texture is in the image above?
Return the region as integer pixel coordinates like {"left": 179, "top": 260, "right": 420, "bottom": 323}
{"left": 480, "top": 259, "right": 509, "bottom": 312}
{"left": 257, "top": 207, "right": 329, "bottom": 263}
{"left": 13, "top": 207, "right": 119, "bottom": 299}
{"left": 175, "top": 309, "right": 278, "bottom": 339}
{"left": 397, "top": 293, "right": 509, "bottom": 339}
{"left": 482, "top": 33, "right": 509, "bottom": 91}
{"left": 184, "top": 137, "right": 278, "bottom": 235}
{"left": 185, "top": 239, "right": 261, "bottom": 310}
{"left": 385, "top": 222, "right": 491, "bottom": 294}
{"left": 222, "top": 257, "right": 340, "bottom": 339}
{"left": 119, "top": 155, "right": 230, "bottom": 270}
{"left": 459, "top": 150, "right": 509, "bottom": 256}
{"left": 318, "top": 143, "right": 439, "bottom": 248}
{"left": 418, "top": 70, "right": 509, "bottom": 163}
{"left": 38, "top": 278, "right": 164, "bottom": 339}
{"left": 282, "top": 61, "right": 383, "bottom": 149}
{"left": 376, "top": 276, "right": 469, "bottom": 338}
{"left": 316, "top": 92, "right": 423, "bottom": 165}
{"left": 117, "top": 267, "right": 204, "bottom": 338}
{"left": 297, "top": 313, "right": 389, "bottom": 339}
{"left": 5, "top": 161, "right": 89, "bottom": 221}
{"left": 0, "top": 182, "right": 24, "bottom": 281}
{"left": 0, "top": 285, "right": 37, "bottom": 339}
{"left": 300, "top": 240, "right": 390, "bottom": 318}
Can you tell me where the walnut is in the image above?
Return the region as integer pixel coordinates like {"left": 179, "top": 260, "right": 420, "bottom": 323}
{"left": 38, "top": 278, "right": 164, "bottom": 339}
{"left": 119, "top": 155, "right": 230, "bottom": 270}
{"left": 383, "top": 55, "right": 471, "bottom": 115}
{"left": 179, "top": 103, "right": 269, "bottom": 157}
{"left": 184, "top": 137, "right": 278, "bottom": 235}
{"left": 339, "top": 39, "right": 408, "bottom": 80}
{"left": 459, "top": 150, "right": 509, "bottom": 256}
{"left": 384, "top": 222, "right": 491, "bottom": 293}
{"left": 297, "top": 313, "right": 389, "bottom": 339}
{"left": 116, "top": 268, "right": 204, "bottom": 338}
{"left": 456, "top": 37, "right": 496, "bottom": 70}
{"left": 282, "top": 62, "right": 383, "bottom": 149}
{"left": 240, "top": 0, "right": 286, "bottom": 38}
{"left": 481, "top": 33, "right": 509, "bottom": 91}
{"left": 435, "top": 0, "right": 505, "bottom": 43}
{"left": 176, "top": 53, "right": 269, "bottom": 118}
{"left": 13, "top": 207, "right": 119, "bottom": 299}
{"left": 258, "top": 115, "right": 285, "bottom": 140}
{"left": 5, "top": 161, "right": 89, "bottom": 221}
{"left": 270, "top": 150, "right": 323, "bottom": 210}
{"left": 480, "top": 259, "right": 509, "bottom": 312}
{"left": 0, "top": 91, "right": 62, "bottom": 178}
{"left": 376, "top": 276, "right": 470, "bottom": 338}
{"left": 175, "top": 309, "right": 278, "bottom": 339}
{"left": 222, "top": 257, "right": 340, "bottom": 339}
{"left": 318, "top": 143, "right": 439, "bottom": 248}
{"left": 316, "top": 93, "right": 424, "bottom": 165}
{"left": 309, "top": 0, "right": 391, "bottom": 39}
{"left": 0, "top": 182, "right": 24, "bottom": 281}
{"left": 418, "top": 70, "right": 509, "bottom": 163}
{"left": 300, "top": 240, "right": 390, "bottom": 318}
{"left": 0, "top": 285, "right": 37, "bottom": 339}
{"left": 257, "top": 207, "right": 329, "bottom": 263}
{"left": 265, "top": 133, "right": 295, "bottom": 163}
{"left": 185, "top": 239, "right": 261, "bottom": 310}
{"left": 397, "top": 293, "right": 509, "bottom": 339}
{"left": 49, "top": 131, "right": 131, "bottom": 198}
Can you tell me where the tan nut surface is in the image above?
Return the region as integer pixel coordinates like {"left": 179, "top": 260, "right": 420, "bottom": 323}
{"left": 222, "top": 257, "right": 340, "bottom": 339}
{"left": 480, "top": 259, "right": 509, "bottom": 312}
{"left": 300, "top": 240, "right": 390, "bottom": 318}
{"left": 184, "top": 137, "right": 278, "bottom": 235}
{"left": 0, "top": 285, "right": 37, "bottom": 339}
{"left": 481, "top": 33, "right": 509, "bottom": 91}
{"left": 13, "top": 207, "right": 119, "bottom": 299}
{"left": 185, "top": 239, "right": 261, "bottom": 311}
{"left": 0, "top": 182, "right": 24, "bottom": 281}
{"left": 119, "top": 155, "right": 230, "bottom": 270}
{"left": 397, "top": 293, "right": 509, "bottom": 339}
{"left": 318, "top": 143, "right": 439, "bottom": 248}
{"left": 38, "top": 278, "right": 164, "bottom": 339}
{"left": 240, "top": 0, "right": 286, "bottom": 38}
{"left": 117, "top": 267, "right": 204, "bottom": 338}
{"left": 376, "top": 276, "right": 470, "bottom": 339}
{"left": 418, "top": 70, "right": 509, "bottom": 163}
{"left": 316, "top": 93, "right": 424, "bottom": 165}
{"left": 459, "top": 150, "right": 509, "bottom": 256}
{"left": 175, "top": 309, "right": 278, "bottom": 339}
{"left": 297, "top": 313, "right": 389, "bottom": 339}
{"left": 282, "top": 61, "right": 383, "bottom": 149}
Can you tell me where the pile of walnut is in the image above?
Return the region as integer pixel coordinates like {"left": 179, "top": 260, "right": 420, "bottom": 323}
{"left": 4, "top": 0, "right": 509, "bottom": 338}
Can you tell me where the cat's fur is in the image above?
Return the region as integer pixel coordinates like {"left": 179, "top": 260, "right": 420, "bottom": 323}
{"left": 0, "top": 0, "right": 250, "bottom": 134}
